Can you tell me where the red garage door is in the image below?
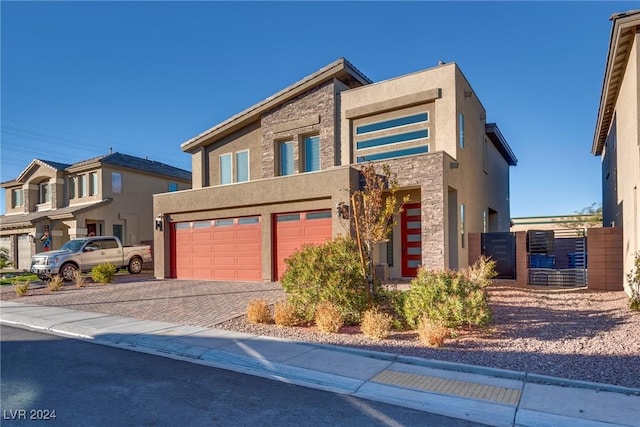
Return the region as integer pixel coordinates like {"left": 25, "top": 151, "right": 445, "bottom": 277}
{"left": 171, "top": 216, "right": 262, "bottom": 281}
{"left": 274, "top": 210, "right": 332, "bottom": 280}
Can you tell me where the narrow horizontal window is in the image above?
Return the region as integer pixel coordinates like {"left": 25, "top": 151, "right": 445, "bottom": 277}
{"left": 214, "top": 219, "right": 234, "bottom": 227}
{"left": 194, "top": 221, "right": 211, "bottom": 228}
{"left": 357, "top": 129, "right": 428, "bottom": 150}
{"left": 277, "top": 214, "right": 300, "bottom": 222}
{"left": 356, "top": 113, "right": 428, "bottom": 135}
{"left": 306, "top": 211, "right": 331, "bottom": 220}
{"left": 175, "top": 223, "right": 191, "bottom": 230}
{"left": 356, "top": 145, "right": 429, "bottom": 163}
{"left": 238, "top": 216, "right": 260, "bottom": 225}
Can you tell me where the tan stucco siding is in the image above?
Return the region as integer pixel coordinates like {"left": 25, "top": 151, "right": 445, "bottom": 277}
{"left": 204, "top": 121, "right": 261, "bottom": 186}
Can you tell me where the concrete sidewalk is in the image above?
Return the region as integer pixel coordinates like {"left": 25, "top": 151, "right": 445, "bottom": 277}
{"left": 1, "top": 300, "right": 638, "bottom": 427}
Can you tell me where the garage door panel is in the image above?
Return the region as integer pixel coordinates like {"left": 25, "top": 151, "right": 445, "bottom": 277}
{"left": 171, "top": 218, "right": 262, "bottom": 281}
{"left": 274, "top": 210, "right": 332, "bottom": 280}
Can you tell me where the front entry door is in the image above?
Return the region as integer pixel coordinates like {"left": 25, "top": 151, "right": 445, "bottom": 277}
{"left": 401, "top": 202, "right": 422, "bottom": 277}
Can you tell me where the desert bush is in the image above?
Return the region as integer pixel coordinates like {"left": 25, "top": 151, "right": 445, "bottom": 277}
{"left": 417, "top": 315, "right": 450, "bottom": 348}
{"left": 72, "top": 270, "right": 87, "bottom": 288}
{"left": 360, "top": 307, "right": 393, "bottom": 341}
{"left": 465, "top": 256, "right": 498, "bottom": 288}
{"left": 273, "top": 300, "right": 299, "bottom": 327}
{"left": 280, "top": 236, "right": 368, "bottom": 324}
{"left": 246, "top": 299, "right": 272, "bottom": 324}
{"left": 91, "top": 263, "right": 117, "bottom": 284}
{"left": 314, "top": 301, "right": 344, "bottom": 333}
{"left": 374, "top": 287, "right": 409, "bottom": 330}
{"left": 627, "top": 252, "right": 640, "bottom": 312}
{"left": 403, "top": 268, "right": 492, "bottom": 329}
{"left": 13, "top": 277, "right": 30, "bottom": 297}
{"left": 47, "top": 274, "right": 64, "bottom": 291}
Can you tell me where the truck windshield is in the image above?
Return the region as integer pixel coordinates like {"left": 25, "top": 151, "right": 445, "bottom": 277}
{"left": 60, "top": 239, "right": 88, "bottom": 252}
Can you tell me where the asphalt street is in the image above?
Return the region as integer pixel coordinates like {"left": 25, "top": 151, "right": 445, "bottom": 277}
{"left": 1, "top": 325, "right": 484, "bottom": 426}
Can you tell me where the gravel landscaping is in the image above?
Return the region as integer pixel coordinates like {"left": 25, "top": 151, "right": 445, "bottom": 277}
{"left": 217, "top": 284, "right": 640, "bottom": 389}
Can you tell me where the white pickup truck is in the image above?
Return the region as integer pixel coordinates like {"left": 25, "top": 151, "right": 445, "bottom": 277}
{"left": 31, "top": 236, "right": 152, "bottom": 281}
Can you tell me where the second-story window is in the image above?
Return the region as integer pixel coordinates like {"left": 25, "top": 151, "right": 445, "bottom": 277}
{"left": 168, "top": 182, "right": 178, "bottom": 192}
{"left": 112, "top": 172, "right": 122, "bottom": 194}
{"left": 68, "top": 177, "right": 76, "bottom": 199}
{"left": 459, "top": 112, "right": 465, "bottom": 149}
{"left": 12, "top": 189, "right": 23, "bottom": 208}
{"left": 279, "top": 141, "right": 294, "bottom": 176}
{"left": 235, "top": 150, "right": 249, "bottom": 183}
{"left": 303, "top": 136, "right": 320, "bottom": 172}
{"left": 79, "top": 175, "right": 87, "bottom": 197}
{"left": 39, "top": 182, "right": 50, "bottom": 204}
{"left": 89, "top": 172, "right": 98, "bottom": 196}
{"left": 220, "top": 153, "right": 232, "bottom": 185}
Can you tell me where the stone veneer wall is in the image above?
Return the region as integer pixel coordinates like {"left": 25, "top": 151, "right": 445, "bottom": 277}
{"left": 261, "top": 80, "right": 338, "bottom": 178}
{"left": 369, "top": 152, "right": 447, "bottom": 271}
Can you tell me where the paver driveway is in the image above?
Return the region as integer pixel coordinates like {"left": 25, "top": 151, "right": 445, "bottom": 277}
{"left": 0, "top": 273, "right": 285, "bottom": 328}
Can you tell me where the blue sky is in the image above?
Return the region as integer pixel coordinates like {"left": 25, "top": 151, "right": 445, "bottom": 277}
{"left": 0, "top": 1, "right": 632, "bottom": 217}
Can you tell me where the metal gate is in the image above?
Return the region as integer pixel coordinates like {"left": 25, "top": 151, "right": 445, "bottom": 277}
{"left": 481, "top": 232, "right": 516, "bottom": 279}
{"left": 527, "top": 228, "right": 587, "bottom": 287}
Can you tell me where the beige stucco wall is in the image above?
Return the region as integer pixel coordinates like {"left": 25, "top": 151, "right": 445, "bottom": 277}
{"left": 609, "top": 32, "right": 640, "bottom": 290}
{"left": 153, "top": 166, "right": 359, "bottom": 281}
{"left": 204, "top": 121, "right": 261, "bottom": 186}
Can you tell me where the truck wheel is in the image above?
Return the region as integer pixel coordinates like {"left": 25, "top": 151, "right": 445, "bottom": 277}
{"left": 128, "top": 257, "right": 143, "bottom": 274}
{"left": 59, "top": 263, "right": 78, "bottom": 282}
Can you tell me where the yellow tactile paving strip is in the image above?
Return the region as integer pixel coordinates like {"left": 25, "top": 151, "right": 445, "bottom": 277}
{"left": 371, "top": 370, "right": 521, "bottom": 406}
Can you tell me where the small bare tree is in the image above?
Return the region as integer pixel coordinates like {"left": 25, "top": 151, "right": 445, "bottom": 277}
{"left": 350, "top": 163, "right": 408, "bottom": 303}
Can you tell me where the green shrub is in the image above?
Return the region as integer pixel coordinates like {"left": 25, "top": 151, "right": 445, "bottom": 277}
{"left": 403, "top": 268, "right": 492, "bottom": 329}
{"left": 47, "top": 274, "right": 64, "bottom": 291}
{"left": 314, "top": 301, "right": 344, "bottom": 333}
{"left": 280, "top": 236, "right": 368, "bottom": 324}
{"left": 360, "top": 307, "right": 393, "bottom": 341}
{"left": 13, "top": 277, "right": 30, "bottom": 297}
{"left": 91, "top": 263, "right": 117, "bottom": 284}
{"left": 373, "top": 288, "right": 409, "bottom": 330}
{"left": 246, "top": 299, "right": 272, "bottom": 324}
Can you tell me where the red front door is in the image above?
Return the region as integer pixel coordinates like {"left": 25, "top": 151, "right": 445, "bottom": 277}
{"left": 401, "top": 203, "right": 422, "bottom": 277}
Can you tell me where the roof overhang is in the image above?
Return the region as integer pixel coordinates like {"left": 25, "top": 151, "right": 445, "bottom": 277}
{"left": 592, "top": 10, "right": 640, "bottom": 155}
{"left": 180, "top": 58, "right": 372, "bottom": 153}
{"left": 485, "top": 123, "right": 518, "bottom": 166}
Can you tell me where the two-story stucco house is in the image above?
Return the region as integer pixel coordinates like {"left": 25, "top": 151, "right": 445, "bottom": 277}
{"left": 1, "top": 152, "right": 191, "bottom": 270}
{"left": 592, "top": 10, "right": 640, "bottom": 294}
{"left": 153, "top": 58, "right": 517, "bottom": 282}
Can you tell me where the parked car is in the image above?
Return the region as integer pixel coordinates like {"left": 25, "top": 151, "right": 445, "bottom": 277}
{"left": 31, "top": 236, "right": 152, "bottom": 281}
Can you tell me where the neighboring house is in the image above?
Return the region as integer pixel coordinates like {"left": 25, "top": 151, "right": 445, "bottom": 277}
{"left": 510, "top": 215, "right": 602, "bottom": 232}
{"left": 153, "top": 58, "right": 517, "bottom": 282}
{"left": 592, "top": 10, "right": 640, "bottom": 293}
{"left": 0, "top": 152, "right": 191, "bottom": 270}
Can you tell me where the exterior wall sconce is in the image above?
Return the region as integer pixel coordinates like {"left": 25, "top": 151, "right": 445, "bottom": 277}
{"left": 155, "top": 214, "right": 164, "bottom": 231}
{"left": 336, "top": 202, "right": 350, "bottom": 220}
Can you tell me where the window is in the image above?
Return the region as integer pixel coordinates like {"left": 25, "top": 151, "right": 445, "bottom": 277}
{"left": 357, "top": 129, "right": 428, "bottom": 150}
{"left": 460, "top": 204, "right": 466, "bottom": 248}
{"left": 356, "top": 113, "right": 429, "bottom": 135}
{"left": 459, "top": 112, "right": 465, "bottom": 149}
{"left": 483, "top": 210, "right": 488, "bottom": 233}
{"left": 68, "top": 177, "right": 76, "bottom": 199}
{"left": 356, "top": 145, "right": 429, "bottom": 163}
{"left": 235, "top": 150, "right": 249, "bottom": 182}
{"left": 168, "top": 182, "right": 178, "bottom": 192}
{"left": 279, "top": 141, "right": 294, "bottom": 176}
{"left": 89, "top": 172, "right": 98, "bottom": 196}
{"left": 79, "top": 175, "right": 87, "bottom": 197}
{"left": 39, "top": 182, "right": 50, "bottom": 204}
{"left": 220, "top": 153, "right": 232, "bottom": 185}
{"left": 11, "top": 189, "right": 23, "bottom": 208}
{"left": 111, "top": 172, "right": 122, "bottom": 194}
{"left": 303, "top": 136, "right": 320, "bottom": 172}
